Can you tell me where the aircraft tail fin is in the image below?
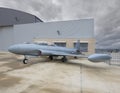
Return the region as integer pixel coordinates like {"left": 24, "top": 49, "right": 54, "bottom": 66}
{"left": 75, "top": 40, "right": 81, "bottom": 53}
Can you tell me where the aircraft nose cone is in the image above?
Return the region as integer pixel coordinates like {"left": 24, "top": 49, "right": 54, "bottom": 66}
{"left": 8, "top": 46, "right": 14, "bottom": 52}
{"left": 8, "top": 45, "right": 17, "bottom": 53}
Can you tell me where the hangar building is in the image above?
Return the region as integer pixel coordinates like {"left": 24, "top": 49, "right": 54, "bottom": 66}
{"left": 0, "top": 8, "right": 95, "bottom": 54}
{"left": 0, "top": 7, "right": 42, "bottom": 51}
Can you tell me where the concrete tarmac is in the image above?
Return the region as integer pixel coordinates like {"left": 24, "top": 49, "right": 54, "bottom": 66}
{"left": 0, "top": 52, "right": 120, "bottom": 93}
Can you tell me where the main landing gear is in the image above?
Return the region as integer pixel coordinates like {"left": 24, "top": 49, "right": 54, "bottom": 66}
{"left": 23, "top": 56, "right": 28, "bottom": 64}
{"left": 49, "top": 55, "right": 53, "bottom": 60}
{"left": 22, "top": 55, "right": 68, "bottom": 64}
{"left": 49, "top": 56, "right": 67, "bottom": 62}
{"left": 61, "top": 56, "right": 67, "bottom": 62}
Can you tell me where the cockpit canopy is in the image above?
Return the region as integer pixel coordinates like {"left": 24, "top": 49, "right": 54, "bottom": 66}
{"left": 23, "top": 42, "right": 57, "bottom": 46}
{"left": 34, "top": 42, "right": 57, "bottom": 46}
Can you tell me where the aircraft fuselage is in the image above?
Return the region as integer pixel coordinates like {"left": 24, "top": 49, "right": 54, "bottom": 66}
{"left": 8, "top": 44, "right": 77, "bottom": 56}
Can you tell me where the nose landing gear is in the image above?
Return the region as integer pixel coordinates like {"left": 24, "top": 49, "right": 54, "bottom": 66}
{"left": 23, "top": 56, "right": 28, "bottom": 64}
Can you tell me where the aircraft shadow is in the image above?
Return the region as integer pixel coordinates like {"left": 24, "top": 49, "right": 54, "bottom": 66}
{"left": 29, "top": 58, "right": 108, "bottom": 70}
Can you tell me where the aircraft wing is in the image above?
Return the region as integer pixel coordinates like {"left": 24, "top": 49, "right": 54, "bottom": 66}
{"left": 52, "top": 51, "right": 87, "bottom": 58}
{"left": 39, "top": 49, "right": 87, "bottom": 58}
{"left": 39, "top": 49, "right": 111, "bottom": 62}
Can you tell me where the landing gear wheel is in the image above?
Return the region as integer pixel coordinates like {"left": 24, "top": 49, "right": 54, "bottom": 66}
{"left": 23, "top": 59, "right": 28, "bottom": 64}
{"left": 74, "top": 56, "right": 78, "bottom": 59}
{"left": 49, "top": 56, "right": 53, "bottom": 60}
{"left": 61, "top": 56, "right": 67, "bottom": 62}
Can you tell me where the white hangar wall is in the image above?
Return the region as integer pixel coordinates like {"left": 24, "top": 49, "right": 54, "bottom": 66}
{"left": 14, "top": 19, "right": 94, "bottom": 43}
{"left": 0, "top": 19, "right": 94, "bottom": 52}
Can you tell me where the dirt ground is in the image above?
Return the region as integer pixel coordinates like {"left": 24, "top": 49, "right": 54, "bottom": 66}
{"left": 0, "top": 52, "right": 120, "bottom": 93}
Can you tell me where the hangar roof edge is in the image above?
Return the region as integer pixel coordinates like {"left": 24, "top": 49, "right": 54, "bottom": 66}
{"left": 0, "top": 7, "right": 43, "bottom": 26}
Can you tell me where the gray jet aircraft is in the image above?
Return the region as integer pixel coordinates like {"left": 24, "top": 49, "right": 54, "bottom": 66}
{"left": 8, "top": 40, "right": 111, "bottom": 64}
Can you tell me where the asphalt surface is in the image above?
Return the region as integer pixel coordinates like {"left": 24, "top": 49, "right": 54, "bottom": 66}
{"left": 0, "top": 52, "right": 120, "bottom": 93}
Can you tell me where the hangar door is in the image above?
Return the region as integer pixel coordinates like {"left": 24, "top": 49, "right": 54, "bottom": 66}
{"left": 54, "top": 42, "right": 66, "bottom": 47}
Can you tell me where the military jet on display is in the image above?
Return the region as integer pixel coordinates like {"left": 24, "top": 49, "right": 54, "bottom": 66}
{"left": 8, "top": 40, "right": 111, "bottom": 64}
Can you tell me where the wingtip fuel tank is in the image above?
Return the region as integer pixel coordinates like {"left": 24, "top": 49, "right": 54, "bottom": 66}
{"left": 88, "top": 54, "right": 112, "bottom": 62}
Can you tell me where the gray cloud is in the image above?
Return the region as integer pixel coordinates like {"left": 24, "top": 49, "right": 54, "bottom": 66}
{"left": 96, "top": 0, "right": 120, "bottom": 49}
{"left": 0, "top": 0, "right": 120, "bottom": 49}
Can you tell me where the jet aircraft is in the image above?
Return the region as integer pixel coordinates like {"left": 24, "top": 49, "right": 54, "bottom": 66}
{"left": 8, "top": 40, "right": 111, "bottom": 64}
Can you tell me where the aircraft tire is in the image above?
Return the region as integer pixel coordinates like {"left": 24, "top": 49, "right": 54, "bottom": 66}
{"left": 49, "top": 56, "right": 53, "bottom": 60}
{"left": 61, "top": 56, "right": 67, "bottom": 62}
{"left": 23, "top": 59, "right": 28, "bottom": 64}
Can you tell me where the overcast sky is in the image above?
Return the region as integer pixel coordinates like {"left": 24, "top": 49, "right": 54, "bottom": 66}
{"left": 0, "top": 0, "right": 120, "bottom": 49}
